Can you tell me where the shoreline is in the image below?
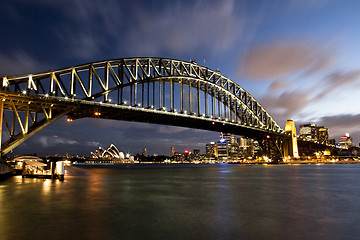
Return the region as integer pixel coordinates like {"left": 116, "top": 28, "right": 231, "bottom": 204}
{"left": 71, "top": 161, "right": 360, "bottom": 168}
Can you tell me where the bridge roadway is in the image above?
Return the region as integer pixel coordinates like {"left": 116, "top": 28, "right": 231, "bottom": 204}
{"left": 0, "top": 90, "right": 287, "bottom": 139}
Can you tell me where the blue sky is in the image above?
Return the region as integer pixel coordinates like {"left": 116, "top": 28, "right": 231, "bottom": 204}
{"left": 1, "top": 0, "right": 360, "bottom": 156}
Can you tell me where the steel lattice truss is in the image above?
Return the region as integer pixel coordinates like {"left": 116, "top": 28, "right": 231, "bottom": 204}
{"left": 0, "top": 57, "right": 284, "bottom": 155}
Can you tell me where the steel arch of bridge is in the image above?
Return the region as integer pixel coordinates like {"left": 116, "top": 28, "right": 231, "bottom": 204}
{"left": 0, "top": 57, "right": 284, "bottom": 155}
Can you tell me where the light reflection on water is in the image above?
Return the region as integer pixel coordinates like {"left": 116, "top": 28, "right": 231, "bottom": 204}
{"left": 1, "top": 164, "right": 360, "bottom": 240}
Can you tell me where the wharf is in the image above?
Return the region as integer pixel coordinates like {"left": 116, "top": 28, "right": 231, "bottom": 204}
{"left": 22, "top": 173, "right": 64, "bottom": 180}
{"left": 8, "top": 156, "right": 66, "bottom": 180}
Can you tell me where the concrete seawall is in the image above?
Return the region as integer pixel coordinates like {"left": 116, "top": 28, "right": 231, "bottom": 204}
{"left": 0, "top": 161, "right": 14, "bottom": 178}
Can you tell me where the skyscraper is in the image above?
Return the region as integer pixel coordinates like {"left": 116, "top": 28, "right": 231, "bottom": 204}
{"left": 193, "top": 149, "right": 200, "bottom": 160}
{"left": 339, "top": 134, "right": 353, "bottom": 149}
{"left": 142, "top": 148, "right": 147, "bottom": 157}
{"left": 299, "top": 123, "right": 330, "bottom": 144}
{"left": 217, "top": 132, "right": 238, "bottom": 160}
{"left": 206, "top": 142, "right": 217, "bottom": 159}
{"left": 170, "top": 146, "right": 175, "bottom": 157}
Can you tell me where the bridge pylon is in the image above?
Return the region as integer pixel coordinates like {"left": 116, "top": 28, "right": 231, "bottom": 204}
{"left": 283, "top": 120, "right": 299, "bottom": 158}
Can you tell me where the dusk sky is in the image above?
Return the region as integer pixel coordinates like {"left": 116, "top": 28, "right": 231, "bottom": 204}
{"left": 1, "top": 0, "right": 360, "bottom": 156}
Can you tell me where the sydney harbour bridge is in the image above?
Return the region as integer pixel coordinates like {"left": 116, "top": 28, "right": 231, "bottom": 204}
{"left": 0, "top": 57, "right": 330, "bottom": 159}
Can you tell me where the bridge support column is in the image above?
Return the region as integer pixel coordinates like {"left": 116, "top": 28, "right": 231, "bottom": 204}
{"left": 257, "top": 136, "right": 284, "bottom": 162}
{"left": 284, "top": 120, "right": 299, "bottom": 158}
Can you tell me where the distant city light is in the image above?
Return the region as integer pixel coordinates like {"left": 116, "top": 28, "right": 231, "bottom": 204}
{"left": 94, "top": 112, "right": 101, "bottom": 116}
{"left": 219, "top": 138, "right": 225, "bottom": 143}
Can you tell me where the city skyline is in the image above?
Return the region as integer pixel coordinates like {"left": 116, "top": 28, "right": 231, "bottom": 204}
{"left": 2, "top": 0, "right": 360, "bottom": 156}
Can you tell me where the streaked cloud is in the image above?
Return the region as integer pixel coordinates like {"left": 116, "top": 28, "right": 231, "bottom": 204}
{"left": 313, "top": 69, "right": 360, "bottom": 100}
{"left": 260, "top": 91, "right": 312, "bottom": 125}
{"left": 130, "top": 0, "right": 243, "bottom": 55}
{"left": 0, "top": 50, "right": 51, "bottom": 76}
{"left": 315, "top": 113, "right": 360, "bottom": 143}
{"left": 269, "top": 79, "right": 290, "bottom": 92}
{"left": 240, "top": 41, "right": 334, "bottom": 80}
{"left": 40, "top": 0, "right": 244, "bottom": 59}
{"left": 38, "top": 135, "right": 78, "bottom": 148}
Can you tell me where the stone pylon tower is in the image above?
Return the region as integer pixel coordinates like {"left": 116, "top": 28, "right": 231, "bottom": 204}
{"left": 284, "top": 120, "right": 299, "bottom": 158}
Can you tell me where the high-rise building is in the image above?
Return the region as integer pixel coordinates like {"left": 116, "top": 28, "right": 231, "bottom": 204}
{"left": 237, "top": 137, "right": 251, "bottom": 157}
{"left": 217, "top": 142, "right": 228, "bottom": 160}
{"left": 170, "top": 146, "right": 175, "bottom": 157}
{"left": 299, "top": 124, "right": 316, "bottom": 141}
{"left": 299, "top": 123, "right": 330, "bottom": 144}
{"left": 142, "top": 148, "right": 147, "bottom": 157}
{"left": 206, "top": 142, "right": 218, "bottom": 159}
{"left": 193, "top": 149, "right": 200, "bottom": 160}
{"left": 339, "top": 134, "right": 353, "bottom": 149}
{"left": 217, "top": 132, "right": 239, "bottom": 160}
{"left": 318, "top": 127, "right": 329, "bottom": 144}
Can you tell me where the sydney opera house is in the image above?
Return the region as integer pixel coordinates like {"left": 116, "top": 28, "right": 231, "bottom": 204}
{"left": 90, "top": 144, "right": 130, "bottom": 161}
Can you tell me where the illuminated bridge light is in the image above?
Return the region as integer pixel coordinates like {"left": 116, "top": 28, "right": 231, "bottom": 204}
{"left": 64, "top": 96, "right": 68, "bottom": 100}
{"left": 123, "top": 101, "right": 127, "bottom": 105}
{"left": 22, "top": 90, "right": 27, "bottom": 94}
{"left": 44, "top": 93, "right": 49, "bottom": 97}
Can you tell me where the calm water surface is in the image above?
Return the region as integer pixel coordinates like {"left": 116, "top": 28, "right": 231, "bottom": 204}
{"left": 1, "top": 164, "right": 360, "bottom": 240}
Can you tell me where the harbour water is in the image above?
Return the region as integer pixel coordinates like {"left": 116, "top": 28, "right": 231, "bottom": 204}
{"left": 1, "top": 164, "right": 360, "bottom": 240}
